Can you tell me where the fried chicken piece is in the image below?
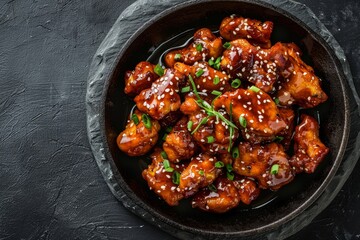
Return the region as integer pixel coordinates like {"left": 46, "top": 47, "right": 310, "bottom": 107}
{"left": 220, "top": 39, "right": 278, "bottom": 92}
{"left": 213, "top": 88, "right": 288, "bottom": 144}
{"left": 233, "top": 142, "right": 294, "bottom": 190}
{"left": 165, "top": 28, "right": 223, "bottom": 68}
{"left": 163, "top": 116, "right": 197, "bottom": 162}
{"left": 276, "top": 107, "right": 295, "bottom": 150}
{"left": 117, "top": 110, "right": 161, "bottom": 156}
{"left": 220, "top": 16, "right": 273, "bottom": 48}
{"left": 179, "top": 153, "right": 221, "bottom": 197}
{"left": 142, "top": 149, "right": 187, "bottom": 206}
{"left": 134, "top": 68, "right": 186, "bottom": 120}
{"left": 289, "top": 114, "right": 329, "bottom": 173}
{"left": 124, "top": 61, "right": 158, "bottom": 96}
{"left": 174, "top": 61, "right": 231, "bottom": 94}
{"left": 180, "top": 94, "right": 239, "bottom": 153}
{"left": 192, "top": 175, "right": 260, "bottom": 213}
{"left": 270, "top": 42, "right": 328, "bottom": 108}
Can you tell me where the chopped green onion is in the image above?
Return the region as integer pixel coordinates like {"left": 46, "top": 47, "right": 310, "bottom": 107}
{"left": 174, "top": 53, "right": 182, "bottom": 60}
{"left": 208, "top": 58, "right": 215, "bottom": 66}
{"left": 228, "top": 102, "right": 234, "bottom": 152}
{"left": 163, "top": 159, "right": 170, "bottom": 168}
{"left": 161, "top": 151, "right": 168, "bottom": 160}
{"left": 274, "top": 97, "right": 280, "bottom": 105}
{"left": 239, "top": 116, "right": 247, "bottom": 128}
{"left": 215, "top": 161, "right": 224, "bottom": 168}
{"left": 215, "top": 56, "right": 221, "bottom": 64}
{"left": 196, "top": 43, "right": 203, "bottom": 52}
{"left": 270, "top": 164, "right": 279, "bottom": 175}
{"left": 195, "top": 69, "right": 204, "bottom": 77}
{"left": 249, "top": 86, "right": 260, "bottom": 93}
{"left": 223, "top": 42, "right": 231, "bottom": 49}
{"left": 207, "top": 136, "right": 215, "bottom": 143}
{"left": 142, "top": 114, "right": 152, "bottom": 129}
{"left": 181, "top": 86, "right": 191, "bottom": 93}
{"left": 226, "top": 164, "right": 233, "bottom": 173}
{"left": 211, "top": 90, "right": 222, "bottom": 96}
{"left": 131, "top": 114, "right": 139, "bottom": 125}
{"left": 227, "top": 171, "right": 235, "bottom": 181}
{"left": 208, "top": 184, "right": 217, "bottom": 192}
{"left": 165, "top": 126, "right": 172, "bottom": 133}
{"left": 231, "top": 79, "right": 241, "bottom": 88}
{"left": 199, "top": 170, "right": 204, "bottom": 176}
{"left": 213, "top": 76, "right": 220, "bottom": 85}
{"left": 154, "top": 64, "right": 164, "bottom": 77}
{"left": 214, "top": 57, "right": 222, "bottom": 70}
{"left": 162, "top": 133, "right": 168, "bottom": 141}
{"left": 191, "top": 117, "right": 209, "bottom": 134}
{"left": 274, "top": 136, "right": 284, "bottom": 142}
{"left": 172, "top": 171, "right": 180, "bottom": 185}
{"left": 187, "top": 121, "right": 193, "bottom": 132}
{"left": 231, "top": 147, "right": 239, "bottom": 159}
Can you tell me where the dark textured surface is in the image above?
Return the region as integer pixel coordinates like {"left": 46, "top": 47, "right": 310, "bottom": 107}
{"left": 0, "top": 1, "right": 359, "bottom": 240}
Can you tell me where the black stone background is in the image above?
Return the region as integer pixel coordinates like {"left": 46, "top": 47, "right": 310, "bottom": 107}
{"left": 0, "top": 0, "right": 359, "bottom": 239}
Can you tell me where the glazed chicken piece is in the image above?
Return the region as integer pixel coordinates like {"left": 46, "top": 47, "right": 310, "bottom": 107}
{"left": 142, "top": 149, "right": 187, "bottom": 206}
{"left": 233, "top": 142, "right": 294, "bottom": 190}
{"left": 276, "top": 107, "right": 295, "bottom": 150}
{"left": 163, "top": 116, "right": 197, "bottom": 162}
{"left": 117, "top": 110, "right": 161, "bottom": 156}
{"left": 165, "top": 28, "right": 223, "bottom": 68}
{"left": 180, "top": 94, "right": 239, "bottom": 153}
{"left": 270, "top": 42, "right": 328, "bottom": 108}
{"left": 179, "top": 153, "right": 221, "bottom": 197}
{"left": 220, "top": 39, "right": 278, "bottom": 92}
{"left": 289, "top": 114, "right": 329, "bottom": 173}
{"left": 134, "top": 68, "right": 186, "bottom": 120}
{"left": 174, "top": 61, "right": 231, "bottom": 94}
{"left": 213, "top": 88, "right": 288, "bottom": 144}
{"left": 220, "top": 16, "right": 273, "bottom": 48}
{"left": 124, "top": 61, "right": 158, "bottom": 96}
{"left": 192, "top": 175, "right": 260, "bottom": 213}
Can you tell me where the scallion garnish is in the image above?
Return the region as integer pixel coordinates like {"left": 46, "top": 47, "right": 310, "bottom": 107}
{"left": 195, "top": 69, "right": 204, "bottom": 77}
{"left": 208, "top": 58, "right": 215, "bottom": 66}
{"left": 231, "top": 79, "right": 241, "bottom": 88}
{"left": 211, "top": 90, "right": 222, "bottom": 96}
{"left": 274, "top": 97, "right": 280, "bottom": 105}
{"left": 227, "top": 171, "right": 235, "bottom": 181}
{"left": 142, "top": 114, "right": 152, "bottom": 129}
{"left": 213, "top": 76, "right": 220, "bottom": 85}
{"left": 196, "top": 43, "right": 203, "bottom": 52}
{"left": 207, "top": 136, "right": 215, "bottom": 143}
{"left": 161, "top": 151, "right": 168, "bottom": 159}
{"left": 214, "top": 56, "right": 221, "bottom": 70}
{"left": 165, "top": 126, "right": 172, "bottom": 133}
{"left": 174, "top": 53, "right": 182, "bottom": 60}
{"left": 274, "top": 136, "right": 284, "bottom": 142}
{"left": 228, "top": 102, "right": 234, "bottom": 152}
{"left": 162, "top": 133, "right": 168, "bottom": 141}
{"left": 226, "top": 164, "right": 233, "bottom": 173}
{"left": 231, "top": 147, "right": 239, "bottom": 159}
{"left": 223, "top": 42, "right": 231, "bottom": 49}
{"left": 199, "top": 170, "right": 204, "bottom": 176}
{"left": 208, "top": 184, "right": 217, "bottom": 192}
{"left": 181, "top": 86, "right": 191, "bottom": 93}
{"left": 154, "top": 64, "right": 164, "bottom": 77}
{"left": 270, "top": 164, "right": 279, "bottom": 175}
{"left": 191, "top": 117, "right": 209, "bottom": 134}
{"left": 131, "top": 114, "right": 139, "bottom": 125}
{"left": 249, "top": 86, "right": 260, "bottom": 93}
{"left": 239, "top": 115, "right": 247, "bottom": 128}
{"left": 215, "top": 161, "right": 224, "bottom": 168}
{"left": 172, "top": 171, "right": 180, "bottom": 185}
{"left": 187, "top": 121, "right": 193, "bottom": 132}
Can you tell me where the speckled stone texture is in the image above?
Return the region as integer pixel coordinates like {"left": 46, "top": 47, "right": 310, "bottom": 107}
{"left": 0, "top": 0, "right": 359, "bottom": 240}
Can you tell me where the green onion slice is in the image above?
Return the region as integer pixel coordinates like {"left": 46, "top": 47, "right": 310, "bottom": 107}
{"left": 207, "top": 136, "right": 215, "bottom": 143}
{"left": 274, "top": 136, "right": 284, "bottom": 142}
{"left": 191, "top": 117, "right": 209, "bottom": 134}
{"left": 239, "top": 116, "right": 247, "bottom": 128}
{"left": 199, "top": 170, "right": 204, "bottom": 176}
{"left": 162, "top": 133, "right": 168, "bottom": 141}
{"left": 223, "top": 42, "right": 231, "bottom": 49}
{"left": 195, "top": 69, "right": 204, "bottom": 77}
{"left": 131, "top": 114, "right": 139, "bottom": 125}
{"left": 231, "top": 79, "right": 241, "bottom": 88}
{"left": 142, "top": 114, "right": 152, "bottom": 129}
{"left": 187, "top": 121, "right": 193, "bottom": 132}
{"left": 270, "top": 164, "right": 279, "bottom": 175}
{"left": 211, "top": 90, "right": 222, "bottom": 96}
{"left": 213, "top": 76, "right": 220, "bottom": 85}
{"left": 161, "top": 151, "right": 168, "bottom": 160}
{"left": 208, "top": 184, "right": 217, "bottom": 192}
{"left": 227, "top": 171, "right": 235, "bottom": 181}
{"left": 165, "top": 126, "right": 172, "bottom": 133}
{"left": 274, "top": 97, "right": 280, "bottom": 105}
{"left": 231, "top": 147, "right": 239, "bottom": 159}
{"left": 249, "top": 86, "right": 260, "bottom": 93}
{"left": 181, "top": 86, "right": 191, "bottom": 93}
{"left": 196, "top": 43, "right": 203, "bottom": 52}
{"left": 154, "top": 64, "right": 164, "bottom": 77}
{"left": 208, "top": 58, "right": 215, "bottom": 66}
{"left": 174, "top": 53, "right": 182, "bottom": 60}
{"left": 213, "top": 57, "right": 222, "bottom": 70}
{"left": 226, "top": 164, "right": 233, "bottom": 173}
{"left": 172, "top": 171, "right": 180, "bottom": 185}
{"left": 215, "top": 161, "right": 224, "bottom": 168}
